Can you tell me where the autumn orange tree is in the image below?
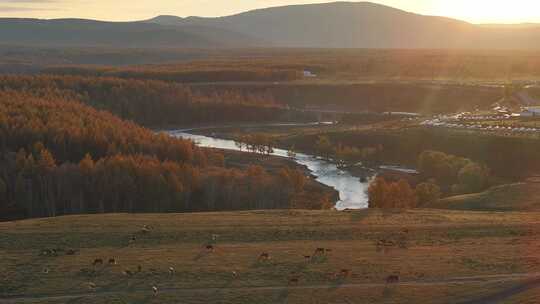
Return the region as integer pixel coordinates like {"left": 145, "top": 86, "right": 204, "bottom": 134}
{"left": 0, "top": 75, "right": 293, "bottom": 127}
{"left": 368, "top": 177, "right": 418, "bottom": 209}
{"left": 0, "top": 91, "right": 311, "bottom": 219}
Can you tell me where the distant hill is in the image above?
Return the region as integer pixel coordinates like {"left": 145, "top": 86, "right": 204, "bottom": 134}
{"left": 148, "top": 2, "right": 469, "bottom": 48}
{"left": 0, "top": 18, "right": 259, "bottom": 48}
{"left": 147, "top": 1, "right": 540, "bottom": 49}
{"left": 4, "top": 2, "right": 540, "bottom": 49}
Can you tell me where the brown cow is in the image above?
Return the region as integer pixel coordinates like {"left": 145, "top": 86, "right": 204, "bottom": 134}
{"left": 340, "top": 269, "right": 352, "bottom": 278}
{"left": 92, "top": 259, "right": 103, "bottom": 266}
{"left": 314, "top": 248, "right": 326, "bottom": 255}
{"left": 289, "top": 276, "right": 300, "bottom": 285}
{"left": 205, "top": 244, "right": 215, "bottom": 252}
{"left": 386, "top": 275, "right": 400, "bottom": 284}
{"left": 259, "top": 252, "right": 271, "bottom": 261}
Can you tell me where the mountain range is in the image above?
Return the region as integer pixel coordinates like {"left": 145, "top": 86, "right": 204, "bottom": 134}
{"left": 2, "top": 1, "right": 540, "bottom": 49}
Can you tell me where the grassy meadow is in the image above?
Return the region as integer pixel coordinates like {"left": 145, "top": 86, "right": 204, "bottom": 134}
{"left": 2, "top": 209, "right": 540, "bottom": 303}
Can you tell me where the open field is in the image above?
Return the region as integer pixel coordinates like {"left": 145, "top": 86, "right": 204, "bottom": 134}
{"left": 3, "top": 209, "right": 540, "bottom": 303}
{"left": 432, "top": 181, "right": 540, "bottom": 212}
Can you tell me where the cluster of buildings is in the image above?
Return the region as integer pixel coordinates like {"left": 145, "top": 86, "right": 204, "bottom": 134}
{"left": 521, "top": 106, "right": 540, "bottom": 117}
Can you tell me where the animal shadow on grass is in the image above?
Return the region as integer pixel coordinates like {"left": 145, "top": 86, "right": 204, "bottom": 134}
{"left": 277, "top": 288, "right": 290, "bottom": 304}
{"left": 327, "top": 269, "right": 353, "bottom": 292}
{"left": 327, "top": 277, "right": 347, "bottom": 291}
{"left": 382, "top": 285, "right": 396, "bottom": 300}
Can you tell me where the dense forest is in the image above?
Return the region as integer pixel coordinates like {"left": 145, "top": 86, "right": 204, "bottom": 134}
{"left": 42, "top": 66, "right": 302, "bottom": 83}
{"left": 0, "top": 75, "right": 309, "bottom": 127}
{"left": 0, "top": 91, "right": 313, "bottom": 220}
{"left": 5, "top": 47, "right": 540, "bottom": 81}
{"left": 194, "top": 83, "right": 503, "bottom": 114}
{"left": 13, "top": 74, "right": 503, "bottom": 116}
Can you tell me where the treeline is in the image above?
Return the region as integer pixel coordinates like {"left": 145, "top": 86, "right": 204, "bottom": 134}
{"left": 287, "top": 128, "right": 539, "bottom": 180}
{"left": 4, "top": 150, "right": 304, "bottom": 218}
{"left": 42, "top": 66, "right": 302, "bottom": 83}
{"left": 8, "top": 48, "right": 540, "bottom": 81}
{"left": 204, "top": 82, "right": 502, "bottom": 114}
{"left": 368, "top": 150, "right": 491, "bottom": 209}
{"left": 368, "top": 178, "right": 441, "bottom": 209}
{"left": 0, "top": 92, "right": 310, "bottom": 220}
{"left": 418, "top": 151, "right": 490, "bottom": 194}
{"left": 0, "top": 75, "right": 307, "bottom": 127}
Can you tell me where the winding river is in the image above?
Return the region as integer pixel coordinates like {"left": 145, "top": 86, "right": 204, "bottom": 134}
{"left": 169, "top": 131, "right": 372, "bottom": 210}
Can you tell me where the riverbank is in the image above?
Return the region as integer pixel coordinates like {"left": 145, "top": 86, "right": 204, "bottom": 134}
{"left": 186, "top": 124, "right": 418, "bottom": 186}
{"left": 186, "top": 125, "right": 379, "bottom": 181}
{"left": 171, "top": 131, "right": 373, "bottom": 209}
{"left": 218, "top": 148, "right": 340, "bottom": 208}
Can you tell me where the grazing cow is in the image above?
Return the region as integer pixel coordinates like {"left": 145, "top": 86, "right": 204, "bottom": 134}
{"left": 129, "top": 236, "right": 136, "bottom": 244}
{"left": 137, "top": 265, "right": 142, "bottom": 273}
{"left": 40, "top": 249, "right": 58, "bottom": 257}
{"left": 258, "top": 252, "right": 271, "bottom": 261}
{"left": 92, "top": 259, "right": 103, "bottom": 266}
{"left": 232, "top": 271, "right": 238, "bottom": 278}
{"left": 386, "top": 275, "right": 399, "bottom": 284}
{"left": 314, "top": 248, "right": 326, "bottom": 255}
{"left": 168, "top": 267, "right": 175, "bottom": 275}
{"left": 66, "top": 249, "right": 77, "bottom": 255}
{"left": 212, "top": 234, "right": 219, "bottom": 241}
{"left": 340, "top": 269, "right": 352, "bottom": 278}
{"left": 108, "top": 258, "right": 117, "bottom": 265}
{"left": 304, "top": 255, "right": 312, "bottom": 260}
{"left": 205, "top": 244, "right": 215, "bottom": 252}
{"left": 289, "top": 276, "right": 300, "bottom": 285}
{"left": 42, "top": 267, "right": 50, "bottom": 274}
{"left": 152, "top": 286, "right": 158, "bottom": 296}
{"left": 141, "top": 225, "right": 152, "bottom": 234}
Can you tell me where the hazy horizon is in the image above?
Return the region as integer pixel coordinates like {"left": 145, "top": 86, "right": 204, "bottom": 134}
{"left": 1, "top": 0, "right": 540, "bottom": 24}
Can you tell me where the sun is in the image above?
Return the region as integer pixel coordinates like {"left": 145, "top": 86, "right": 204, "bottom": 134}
{"left": 429, "top": 0, "right": 540, "bottom": 24}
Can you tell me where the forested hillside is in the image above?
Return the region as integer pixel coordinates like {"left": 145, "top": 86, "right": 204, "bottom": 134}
{"left": 0, "top": 91, "right": 313, "bottom": 220}
{"left": 0, "top": 75, "right": 297, "bottom": 127}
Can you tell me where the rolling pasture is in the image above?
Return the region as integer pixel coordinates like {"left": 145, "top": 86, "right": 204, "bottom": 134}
{"left": 2, "top": 209, "right": 540, "bottom": 303}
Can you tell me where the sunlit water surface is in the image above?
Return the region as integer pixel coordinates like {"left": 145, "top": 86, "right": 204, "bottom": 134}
{"left": 169, "top": 131, "right": 371, "bottom": 210}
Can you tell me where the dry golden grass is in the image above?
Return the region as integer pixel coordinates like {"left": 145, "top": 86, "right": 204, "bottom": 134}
{"left": 2, "top": 209, "right": 540, "bottom": 303}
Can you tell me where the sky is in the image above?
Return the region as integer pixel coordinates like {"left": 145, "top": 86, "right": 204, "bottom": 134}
{"left": 1, "top": 0, "right": 540, "bottom": 24}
